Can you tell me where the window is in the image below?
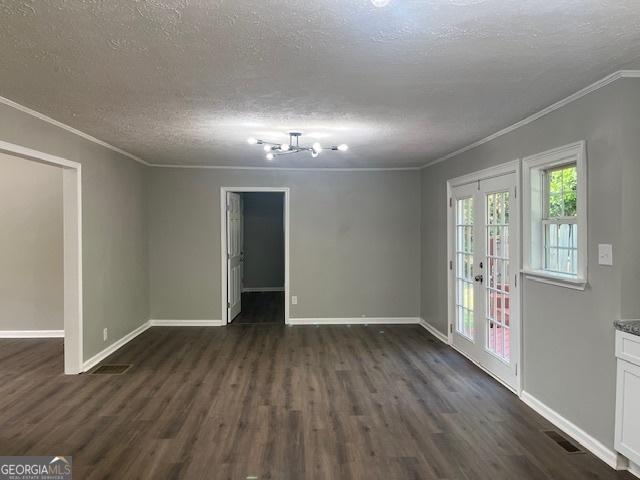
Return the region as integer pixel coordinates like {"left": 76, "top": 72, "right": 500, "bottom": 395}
{"left": 543, "top": 164, "right": 577, "bottom": 275}
{"left": 523, "top": 142, "right": 587, "bottom": 289}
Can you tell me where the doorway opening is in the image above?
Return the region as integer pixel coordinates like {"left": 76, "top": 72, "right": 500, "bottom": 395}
{"left": 220, "top": 187, "right": 289, "bottom": 325}
{"left": 0, "top": 140, "right": 83, "bottom": 374}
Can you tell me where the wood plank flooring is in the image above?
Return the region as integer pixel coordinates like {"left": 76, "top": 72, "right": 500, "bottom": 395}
{"left": 0, "top": 326, "right": 634, "bottom": 480}
{"left": 233, "top": 292, "right": 284, "bottom": 324}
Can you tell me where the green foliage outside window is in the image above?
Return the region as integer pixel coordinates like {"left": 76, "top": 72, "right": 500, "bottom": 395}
{"left": 547, "top": 165, "right": 577, "bottom": 217}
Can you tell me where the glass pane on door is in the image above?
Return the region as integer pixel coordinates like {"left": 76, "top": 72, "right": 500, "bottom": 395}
{"left": 455, "top": 197, "right": 474, "bottom": 340}
{"left": 485, "top": 191, "right": 510, "bottom": 362}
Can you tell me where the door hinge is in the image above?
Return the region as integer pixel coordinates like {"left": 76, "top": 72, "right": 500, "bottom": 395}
{"left": 515, "top": 363, "right": 518, "bottom": 376}
{"left": 515, "top": 274, "right": 517, "bottom": 287}
{"left": 227, "top": 302, "right": 230, "bottom": 308}
{"left": 514, "top": 186, "right": 517, "bottom": 198}
{"left": 449, "top": 260, "right": 453, "bottom": 270}
{"left": 449, "top": 324, "right": 453, "bottom": 334}
{"left": 449, "top": 197, "right": 453, "bottom": 208}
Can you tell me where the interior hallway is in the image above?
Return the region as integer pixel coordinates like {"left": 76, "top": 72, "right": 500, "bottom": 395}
{"left": 233, "top": 291, "right": 285, "bottom": 325}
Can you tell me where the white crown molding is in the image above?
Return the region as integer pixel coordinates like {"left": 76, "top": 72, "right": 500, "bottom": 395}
{"left": 520, "top": 391, "right": 629, "bottom": 471}
{"left": 0, "top": 95, "right": 150, "bottom": 167}
{"left": 288, "top": 317, "right": 420, "bottom": 325}
{"left": 149, "top": 319, "right": 224, "bottom": 326}
{"left": 152, "top": 164, "right": 421, "bottom": 172}
{"left": 0, "top": 330, "right": 64, "bottom": 338}
{"left": 0, "top": 93, "right": 418, "bottom": 171}
{"left": 4, "top": 70, "right": 638, "bottom": 172}
{"left": 421, "top": 69, "right": 640, "bottom": 169}
{"left": 83, "top": 321, "right": 150, "bottom": 372}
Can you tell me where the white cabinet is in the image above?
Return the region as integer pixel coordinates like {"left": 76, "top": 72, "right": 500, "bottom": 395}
{"left": 616, "top": 330, "right": 640, "bottom": 465}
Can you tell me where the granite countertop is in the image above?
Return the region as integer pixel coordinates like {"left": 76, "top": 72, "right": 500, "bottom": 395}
{"left": 614, "top": 319, "right": 640, "bottom": 337}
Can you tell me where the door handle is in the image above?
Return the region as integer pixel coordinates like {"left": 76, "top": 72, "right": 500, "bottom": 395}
{"left": 474, "top": 274, "right": 484, "bottom": 283}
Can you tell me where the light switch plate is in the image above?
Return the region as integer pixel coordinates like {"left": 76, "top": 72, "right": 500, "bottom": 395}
{"left": 291, "top": 296, "right": 298, "bottom": 305}
{"left": 598, "top": 244, "right": 613, "bottom": 266}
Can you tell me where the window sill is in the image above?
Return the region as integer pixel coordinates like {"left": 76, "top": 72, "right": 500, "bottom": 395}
{"left": 521, "top": 269, "right": 587, "bottom": 291}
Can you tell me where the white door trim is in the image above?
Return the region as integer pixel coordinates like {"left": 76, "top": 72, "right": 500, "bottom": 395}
{"left": 448, "top": 159, "right": 520, "bottom": 188}
{"left": 0, "top": 140, "right": 83, "bottom": 374}
{"left": 446, "top": 159, "right": 522, "bottom": 394}
{"left": 220, "top": 187, "right": 290, "bottom": 325}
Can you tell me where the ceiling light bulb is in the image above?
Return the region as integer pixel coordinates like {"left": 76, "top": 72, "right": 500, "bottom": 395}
{"left": 264, "top": 144, "right": 271, "bottom": 152}
{"left": 337, "top": 144, "right": 349, "bottom": 152}
{"left": 371, "top": 0, "right": 390, "bottom": 6}
{"left": 247, "top": 137, "right": 258, "bottom": 145}
{"left": 266, "top": 153, "right": 275, "bottom": 161}
{"left": 280, "top": 144, "right": 290, "bottom": 152}
{"left": 312, "top": 142, "right": 322, "bottom": 154}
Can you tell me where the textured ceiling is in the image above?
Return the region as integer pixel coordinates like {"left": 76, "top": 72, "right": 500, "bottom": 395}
{"left": 1, "top": 0, "right": 640, "bottom": 168}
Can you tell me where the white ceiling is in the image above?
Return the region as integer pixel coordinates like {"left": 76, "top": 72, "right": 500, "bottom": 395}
{"left": 1, "top": 0, "right": 640, "bottom": 168}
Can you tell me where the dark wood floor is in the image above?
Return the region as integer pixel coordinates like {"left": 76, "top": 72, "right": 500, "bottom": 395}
{"left": 233, "top": 291, "right": 284, "bottom": 324}
{"left": 0, "top": 326, "right": 633, "bottom": 480}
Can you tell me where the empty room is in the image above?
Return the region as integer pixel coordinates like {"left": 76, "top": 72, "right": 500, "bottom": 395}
{"left": 1, "top": 1, "right": 640, "bottom": 479}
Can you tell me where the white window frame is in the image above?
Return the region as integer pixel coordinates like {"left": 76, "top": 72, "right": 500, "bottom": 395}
{"left": 522, "top": 141, "right": 587, "bottom": 290}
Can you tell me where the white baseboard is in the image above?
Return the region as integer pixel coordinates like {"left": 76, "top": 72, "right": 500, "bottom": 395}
{"left": 419, "top": 318, "right": 517, "bottom": 394}
{"left": 149, "top": 319, "right": 224, "bottom": 327}
{"left": 242, "top": 287, "right": 284, "bottom": 292}
{"left": 416, "top": 322, "right": 632, "bottom": 474}
{"left": 0, "top": 330, "right": 64, "bottom": 338}
{"left": 520, "top": 391, "right": 628, "bottom": 470}
{"left": 418, "top": 319, "right": 449, "bottom": 344}
{"left": 82, "top": 321, "right": 151, "bottom": 372}
{"left": 287, "top": 317, "right": 420, "bottom": 325}
{"left": 629, "top": 462, "right": 640, "bottom": 478}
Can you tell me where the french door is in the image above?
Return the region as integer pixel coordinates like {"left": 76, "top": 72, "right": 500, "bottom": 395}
{"left": 451, "top": 171, "right": 520, "bottom": 391}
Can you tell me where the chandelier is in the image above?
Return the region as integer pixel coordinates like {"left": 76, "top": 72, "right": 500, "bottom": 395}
{"left": 247, "top": 132, "right": 348, "bottom": 161}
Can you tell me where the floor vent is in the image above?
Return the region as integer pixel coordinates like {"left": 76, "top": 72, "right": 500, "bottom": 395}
{"left": 91, "top": 364, "right": 131, "bottom": 375}
{"left": 543, "top": 430, "right": 584, "bottom": 454}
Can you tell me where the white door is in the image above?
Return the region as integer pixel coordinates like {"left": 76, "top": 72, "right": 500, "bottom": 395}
{"left": 451, "top": 172, "right": 520, "bottom": 390}
{"left": 227, "top": 192, "right": 243, "bottom": 322}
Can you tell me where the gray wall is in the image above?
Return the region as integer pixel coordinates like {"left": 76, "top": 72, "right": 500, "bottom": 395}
{"left": 0, "top": 152, "right": 63, "bottom": 331}
{"left": 149, "top": 169, "right": 421, "bottom": 320}
{"left": 242, "top": 192, "right": 284, "bottom": 290}
{"left": 619, "top": 84, "right": 640, "bottom": 319}
{"left": 0, "top": 102, "right": 148, "bottom": 361}
{"left": 421, "top": 78, "right": 639, "bottom": 451}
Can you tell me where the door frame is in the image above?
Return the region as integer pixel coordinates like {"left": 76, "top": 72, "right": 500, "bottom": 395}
{"left": 0, "top": 140, "right": 83, "bottom": 375}
{"left": 220, "top": 187, "right": 290, "bottom": 325}
{"left": 446, "top": 159, "right": 522, "bottom": 394}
